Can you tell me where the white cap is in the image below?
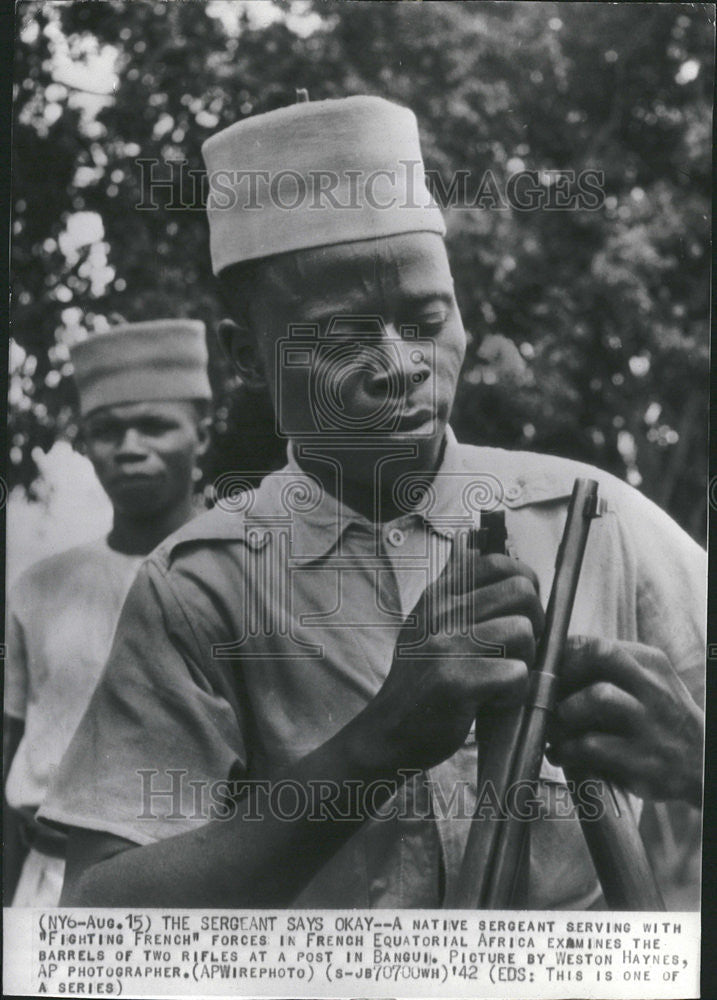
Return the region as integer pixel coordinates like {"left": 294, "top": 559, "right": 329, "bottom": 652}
{"left": 201, "top": 95, "right": 445, "bottom": 275}
{"left": 71, "top": 320, "right": 211, "bottom": 416}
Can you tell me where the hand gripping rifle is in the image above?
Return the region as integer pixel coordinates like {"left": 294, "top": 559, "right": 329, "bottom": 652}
{"left": 446, "top": 478, "right": 665, "bottom": 910}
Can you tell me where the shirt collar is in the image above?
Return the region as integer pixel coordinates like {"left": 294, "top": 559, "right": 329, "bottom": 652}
{"left": 245, "top": 428, "right": 479, "bottom": 565}
{"left": 419, "top": 425, "right": 500, "bottom": 539}
{"left": 161, "top": 428, "right": 595, "bottom": 569}
{"left": 235, "top": 443, "right": 364, "bottom": 564}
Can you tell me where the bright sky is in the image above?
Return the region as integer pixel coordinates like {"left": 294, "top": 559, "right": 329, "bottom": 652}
{"left": 21, "top": 0, "right": 324, "bottom": 307}
{"left": 42, "top": 0, "right": 323, "bottom": 101}
{"left": 207, "top": 1, "right": 324, "bottom": 37}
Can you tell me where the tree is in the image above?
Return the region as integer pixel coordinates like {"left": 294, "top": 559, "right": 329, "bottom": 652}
{"left": 10, "top": 0, "right": 712, "bottom": 540}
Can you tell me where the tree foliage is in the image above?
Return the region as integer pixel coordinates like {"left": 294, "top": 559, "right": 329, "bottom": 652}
{"left": 10, "top": 0, "right": 713, "bottom": 540}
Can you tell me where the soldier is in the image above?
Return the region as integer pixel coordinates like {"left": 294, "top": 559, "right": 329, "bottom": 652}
{"left": 41, "top": 97, "right": 705, "bottom": 908}
{"left": 4, "top": 320, "right": 211, "bottom": 905}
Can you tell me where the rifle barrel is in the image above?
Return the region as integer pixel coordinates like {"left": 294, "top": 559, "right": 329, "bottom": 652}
{"left": 448, "top": 478, "right": 664, "bottom": 910}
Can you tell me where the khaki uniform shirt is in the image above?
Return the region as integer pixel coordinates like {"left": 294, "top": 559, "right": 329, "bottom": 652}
{"left": 40, "top": 431, "right": 706, "bottom": 907}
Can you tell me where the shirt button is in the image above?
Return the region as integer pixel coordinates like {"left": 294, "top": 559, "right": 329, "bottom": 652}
{"left": 387, "top": 527, "right": 405, "bottom": 547}
{"left": 505, "top": 484, "right": 522, "bottom": 501}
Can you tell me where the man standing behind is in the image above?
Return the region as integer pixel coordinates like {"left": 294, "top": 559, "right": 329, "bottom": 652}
{"left": 4, "top": 319, "right": 212, "bottom": 906}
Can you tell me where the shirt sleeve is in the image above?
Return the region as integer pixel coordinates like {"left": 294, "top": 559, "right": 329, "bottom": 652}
{"left": 38, "top": 558, "right": 247, "bottom": 846}
{"left": 613, "top": 481, "right": 706, "bottom": 907}
{"left": 4, "top": 591, "right": 29, "bottom": 721}
{"left": 619, "top": 482, "right": 707, "bottom": 707}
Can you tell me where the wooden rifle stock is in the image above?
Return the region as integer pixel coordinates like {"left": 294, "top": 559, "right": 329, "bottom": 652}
{"left": 447, "top": 479, "right": 665, "bottom": 910}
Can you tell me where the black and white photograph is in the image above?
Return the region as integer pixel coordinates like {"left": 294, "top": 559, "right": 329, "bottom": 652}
{"left": 2, "top": 1, "right": 713, "bottom": 997}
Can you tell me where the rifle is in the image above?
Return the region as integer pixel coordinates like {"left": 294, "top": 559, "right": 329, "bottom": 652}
{"left": 447, "top": 478, "right": 665, "bottom": 909}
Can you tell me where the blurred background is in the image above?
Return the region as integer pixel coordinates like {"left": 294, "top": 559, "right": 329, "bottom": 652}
{"left": 8, "top": 0, "right": 713, "bottom": 579}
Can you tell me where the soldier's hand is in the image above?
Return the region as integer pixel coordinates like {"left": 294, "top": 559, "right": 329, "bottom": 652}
{"left": 547, "top": 637, "right": 703, "bottom": 806}
{"left": 358, "top": 544, "right": 544, "bottom": 773}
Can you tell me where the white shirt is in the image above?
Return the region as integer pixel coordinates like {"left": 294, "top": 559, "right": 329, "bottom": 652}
{"left": 5, "top": 537, "right": 143, "bottom": 817}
